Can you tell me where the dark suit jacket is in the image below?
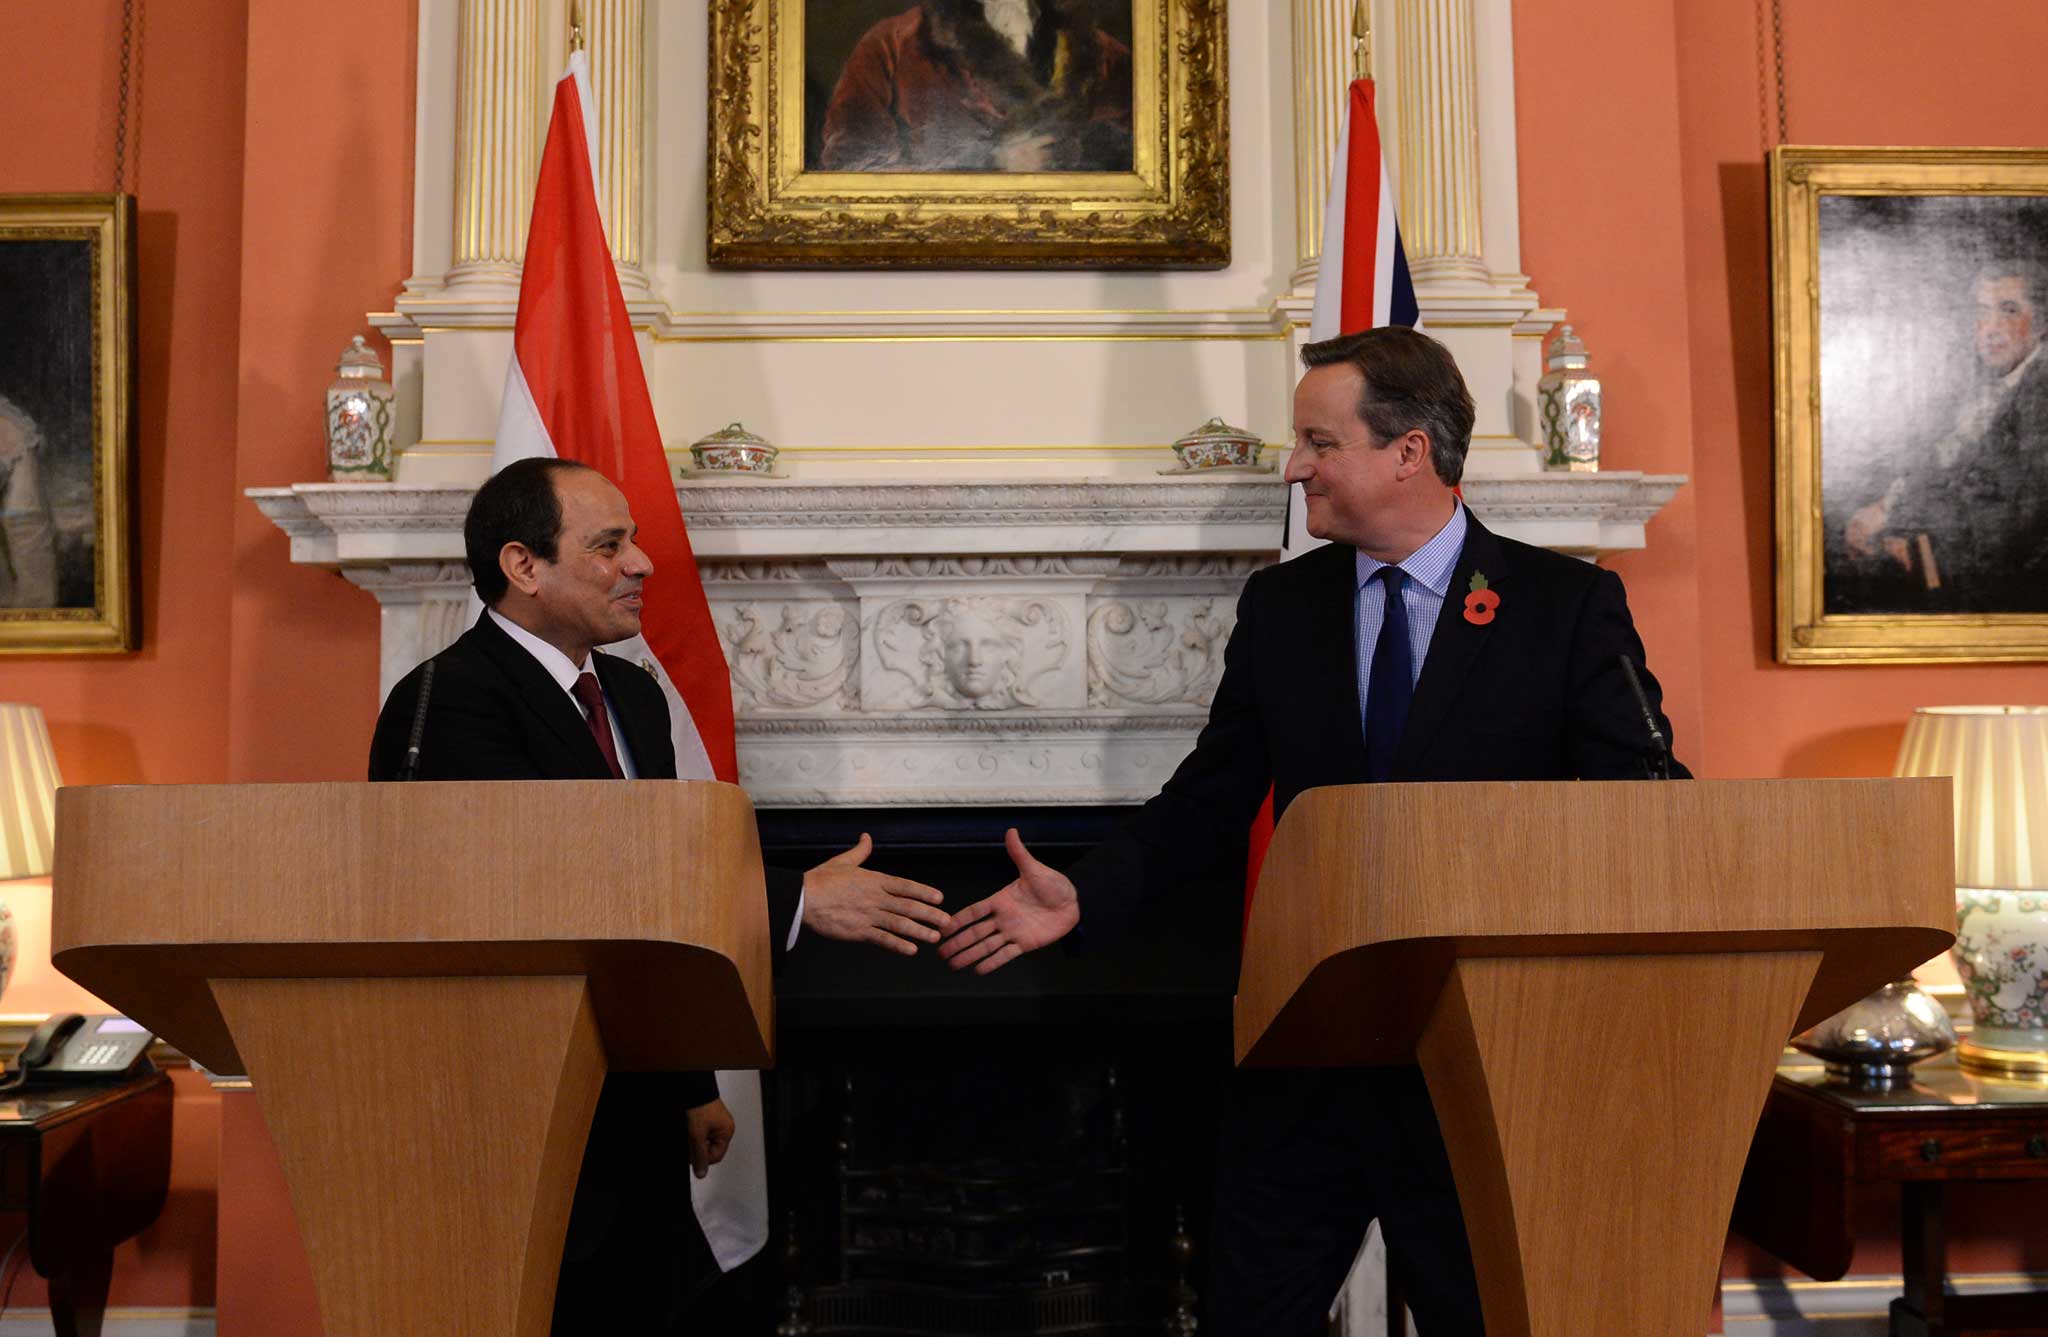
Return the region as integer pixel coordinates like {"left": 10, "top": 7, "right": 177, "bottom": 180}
{"left": 368, "top": 611, "right": 803, "bottom": 1107}
{"left": 1069, "top": 510, "right": 1688, "bottom": 941}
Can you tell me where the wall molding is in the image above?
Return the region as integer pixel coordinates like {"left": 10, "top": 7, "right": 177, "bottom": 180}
{"left": 372, "top": 303, "right": 1291, "bottom": 342}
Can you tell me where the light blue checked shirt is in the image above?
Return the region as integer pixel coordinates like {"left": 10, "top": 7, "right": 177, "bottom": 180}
{"left": 1354, "top": 504, "right": 1468, "bottom": 744}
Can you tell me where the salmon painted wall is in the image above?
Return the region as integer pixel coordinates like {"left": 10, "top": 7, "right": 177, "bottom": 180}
{"left": 226, "top": 0, "right": 412, "bottom": 784}
{"left": 0, "top": 0, "right": 398, "bottom": 790}
{"left": 1513, "top": 0, "right": 2048, "bottom": 786}
{"left": 0, "top": 1, "right": 246, "bottom": 787}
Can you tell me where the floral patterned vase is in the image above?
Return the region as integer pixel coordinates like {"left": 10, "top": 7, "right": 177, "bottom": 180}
{"left": 1953, "top": 888, "right": 2048, "bottom": 1075}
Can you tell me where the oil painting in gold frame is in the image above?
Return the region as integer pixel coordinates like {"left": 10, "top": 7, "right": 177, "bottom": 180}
{"left": 1774, "top": 146, "right": 2048, "bottom": 663}
{"left": 708, "top": 0, "right": 1228, "bottom": 268}
{"left": 0, "top": 194, "right": 136, "bottom": 655}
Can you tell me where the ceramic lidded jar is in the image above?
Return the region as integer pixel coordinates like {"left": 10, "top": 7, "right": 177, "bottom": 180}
{"left": 325, "top": 336, "right": 396, "bottom": 482}
{"left": 689, "top": 422, "right": 779, "bottom": 474}
{"left": 1170, "top": 417, "right": 1262, "bottom": 470}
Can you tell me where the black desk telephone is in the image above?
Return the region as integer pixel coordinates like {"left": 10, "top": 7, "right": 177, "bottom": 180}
{"left": 1, "top": 1013, "right": 155, "bottom": 1089}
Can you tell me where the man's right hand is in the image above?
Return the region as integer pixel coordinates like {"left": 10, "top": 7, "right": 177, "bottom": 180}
{"left": 801, "top": 834, "right": 951, "bottom": 955}
{"left": 685, "top": 1097, "right": 735, "bottom": 1180}
{"left": 937, "top": 829, "right": 1079, "bottom": 975}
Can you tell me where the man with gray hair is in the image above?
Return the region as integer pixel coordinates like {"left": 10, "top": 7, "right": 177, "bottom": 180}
{"left": 0, "top": 393, "right": 58, "bottom": 608}
{"left": 1845, "top": 258, "right": 2048, "bottom": 610}
{"left": 939, "top": 326, "right": 1687, "bottom": 1333}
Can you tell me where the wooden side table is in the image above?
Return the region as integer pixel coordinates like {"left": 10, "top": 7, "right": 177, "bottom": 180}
{"left": 1733, "top": 1053, "right": 2048, "bottom": 1337}
{"left": 0, "top": 1070, "right": 174, "bottom": 1337}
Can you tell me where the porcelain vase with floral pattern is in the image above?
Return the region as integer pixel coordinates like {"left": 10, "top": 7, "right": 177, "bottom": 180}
{"left": 1953, "top": 888, "right": 2048, "bottom": 1071}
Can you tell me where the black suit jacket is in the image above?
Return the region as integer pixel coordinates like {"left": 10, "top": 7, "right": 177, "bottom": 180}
{"left": 368, "top": 611, "right": 804, "bottom": 1105}
{"left": 1070, "top": 510, "right": 1689, "bottom": 942}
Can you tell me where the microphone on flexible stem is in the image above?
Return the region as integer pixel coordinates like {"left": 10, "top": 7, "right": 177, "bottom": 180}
{"left": 398, "top": 659, "right": 437, "bottom": 782}
{"left": 1616, "top": 654, "right": 1672, "bottom": 781}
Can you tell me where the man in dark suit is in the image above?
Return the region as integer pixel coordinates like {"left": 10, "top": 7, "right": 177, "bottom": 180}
{"left": 938, "top": 326, "right": 1687, "bottom": 1334}
{"left": 369, "top": 456, "right": 951, "bottom": 1333}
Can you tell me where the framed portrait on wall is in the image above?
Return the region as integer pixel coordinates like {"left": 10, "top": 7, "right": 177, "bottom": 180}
{"left": 0, "top": 195, "right": 136, "bottom": 654}
{"left": 1774, "top": 147, "right": 2048, "bottom": 663}
{"left": 707, "top": 0, "right": 1228, "bottom": 268}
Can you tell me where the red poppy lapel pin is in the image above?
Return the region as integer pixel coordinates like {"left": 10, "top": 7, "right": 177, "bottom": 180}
{"left": 1463, "top": 571, "right": 1500, "bottom": 626}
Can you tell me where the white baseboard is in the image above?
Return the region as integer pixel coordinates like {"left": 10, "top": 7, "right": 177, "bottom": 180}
{"left": 0, "top": 1310, "right": 214, "bottom": 1337}
{"left": 1722, "top": 1274, "right": 2048, "bottom": 1333}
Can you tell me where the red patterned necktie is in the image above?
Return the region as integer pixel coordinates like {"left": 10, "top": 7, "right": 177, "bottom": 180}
{"left": 569, "top": 672, "right": 624, "bottom": 779}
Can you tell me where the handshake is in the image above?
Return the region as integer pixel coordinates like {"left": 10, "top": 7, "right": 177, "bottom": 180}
{"left": 690, "top": 829, "right": 1087, "bottom": 1176}
{"left": 797, "top": 828, "right": 1080, "bottom": 974}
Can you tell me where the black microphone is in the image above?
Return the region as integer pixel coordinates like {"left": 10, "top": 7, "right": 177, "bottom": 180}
{"left": 398, "top": 659, "right": 437, "bottom": 782}
{"left": 1616, "top": 654, "right": 1672, "bottom": 780}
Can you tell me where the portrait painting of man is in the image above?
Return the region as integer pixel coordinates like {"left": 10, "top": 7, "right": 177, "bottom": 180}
{"left": 0, "top": 235, "right": 98, "bottom": 612}
{"left": 1818, "top": 194, "right": 2048, "bottom": 616}
{"left": 805, "top": 0, "right": 1136, "bottom": 173}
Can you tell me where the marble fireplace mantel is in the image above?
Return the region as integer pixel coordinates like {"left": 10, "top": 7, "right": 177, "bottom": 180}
{"left": 253, "top": 472, "right": 1683, "bottom": 808}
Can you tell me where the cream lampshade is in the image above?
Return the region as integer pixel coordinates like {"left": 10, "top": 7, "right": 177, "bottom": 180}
{"left": 0, "top": 704, "right": 61, "bottom": 882}
{"left": 0, "top": 704, "right": 61, "bottom": 1007}
{"left": 1895, "top": 705, "right": 2048, "bottom": 1077}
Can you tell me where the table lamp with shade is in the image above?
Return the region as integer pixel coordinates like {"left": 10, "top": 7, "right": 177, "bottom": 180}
{"left": 1895, "top": 705, "right": 2048, "bottom": 1078}
{"left": 0, "top": 703, "right": 61, "bottom": 1004}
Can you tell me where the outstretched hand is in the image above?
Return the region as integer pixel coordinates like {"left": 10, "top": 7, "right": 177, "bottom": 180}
{"left": 802, "top": 833, "right": 951, "bottom": 955}
{"left": 937, "top": 828, "right": 1079, "bottom": 975}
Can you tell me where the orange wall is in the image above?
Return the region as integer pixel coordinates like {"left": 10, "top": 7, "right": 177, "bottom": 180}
{"left": 1512, "top": 0, "right": 2048, "bottom": 786}
{"left": 0, "top": 0, "right": 398, "bottom": 791}
{"left": 225, "top": 0, "right": 412, "bottom": 784}
{"left": 0, "top": 1, "right": 247, "bottom": 787}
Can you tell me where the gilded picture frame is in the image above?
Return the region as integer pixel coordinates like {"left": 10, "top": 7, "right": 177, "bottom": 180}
{"left": 0, "top": 194, "right": 137, "bottom": 654}
{"left": 1773, "top": 146, "right": 2048, "bottom": 663}
{"left": 707, "top": 0, "right": 1229, "bottom": 268}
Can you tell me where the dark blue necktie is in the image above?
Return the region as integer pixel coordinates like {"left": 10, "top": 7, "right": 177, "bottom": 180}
{"left": 1363, "top": 566, "right": 1412, "bottom": 783}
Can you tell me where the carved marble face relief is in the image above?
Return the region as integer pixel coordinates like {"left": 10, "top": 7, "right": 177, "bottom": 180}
{"left": 873, "top": 595, "right": 1069, "bottom": 710}
{"left": 936, "top": 606, "right": 1015, "bottom": 700}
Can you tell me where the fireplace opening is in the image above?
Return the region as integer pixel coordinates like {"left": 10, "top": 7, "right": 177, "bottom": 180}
{"left": 747, "top": 805, "right": 1242, "bottom": 1336}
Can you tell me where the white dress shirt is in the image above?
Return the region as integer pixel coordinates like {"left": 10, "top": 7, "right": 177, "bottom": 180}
{"left": 487, "top": 608, "right": 638, "bottom": 776}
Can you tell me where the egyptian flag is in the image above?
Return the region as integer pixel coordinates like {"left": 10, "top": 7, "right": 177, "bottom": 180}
{"left": 491, "top": 52, "right": 766, "bottom": 1272}
{"left": 1250, "top": 78, "right": 1420, "bottom": 914}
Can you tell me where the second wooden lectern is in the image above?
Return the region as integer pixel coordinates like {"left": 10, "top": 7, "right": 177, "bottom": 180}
{"left": 51, "top": 780, "right": 772, "bottom": 1337}
{"left": 1237, "top": 778, "right": 1955, "bottom": 1337}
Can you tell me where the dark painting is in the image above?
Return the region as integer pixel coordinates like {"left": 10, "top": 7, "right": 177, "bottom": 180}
{"left": 805, "top": 0, "right": 1136, "bottom": 173}
{"left": 0, "top": 237, "right": 96, "bottom": 611}
{"left": 1819, "top": 195, "right": 2048, "bottom": 615}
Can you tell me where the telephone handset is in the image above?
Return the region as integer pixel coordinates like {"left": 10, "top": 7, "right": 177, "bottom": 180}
{"left": 2, "top": 1013, "right": 155, "bottom": 1090}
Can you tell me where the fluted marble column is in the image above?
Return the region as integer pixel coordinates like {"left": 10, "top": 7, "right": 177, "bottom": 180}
{"left": 446, "top": 0, "right": 547, "bottom": 293}
{"left": 585, "top": 0, "right": 650, "bottom": 297}
{"left": 1290, "top": 0, "right": 1364, "bottom": 287}
{"left": 1389, "top": 0, "right": 1487, "bottom": 286}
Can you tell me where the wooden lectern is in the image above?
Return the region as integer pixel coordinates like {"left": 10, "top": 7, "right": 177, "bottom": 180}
{"left": 49, "top": 781, "right": 773, "bottom": 1337}
{"left": 1236, "top": 778, "right": 1955, "bottom": 1337}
